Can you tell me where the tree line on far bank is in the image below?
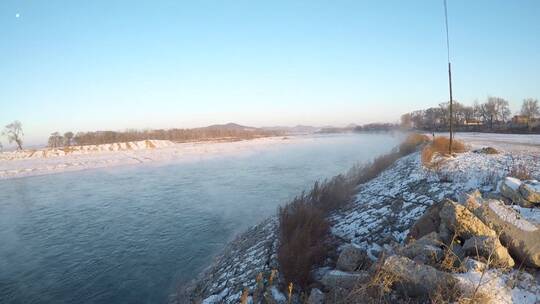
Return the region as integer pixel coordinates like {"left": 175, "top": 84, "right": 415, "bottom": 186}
{"left": 47, "top": 126, "right": 280, "bottom": 147}
{"left": 401, "top": 97, "right": 540, "bottom": 133}
{"left": 0, "top": 122, "right": 281, "bottom": 150}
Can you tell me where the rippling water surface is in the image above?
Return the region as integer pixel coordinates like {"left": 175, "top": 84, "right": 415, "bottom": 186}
{"left": 0, "top": 133, "right": 403, "bottom": 304}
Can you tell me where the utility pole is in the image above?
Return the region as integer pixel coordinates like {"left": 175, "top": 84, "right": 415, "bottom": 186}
{"left": 444, "top": 0, "right": 453, "bottom": 154}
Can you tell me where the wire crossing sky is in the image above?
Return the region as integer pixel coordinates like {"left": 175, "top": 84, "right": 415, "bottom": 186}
{"left": 1, "top": 0, "right": 539, "bottom": 144}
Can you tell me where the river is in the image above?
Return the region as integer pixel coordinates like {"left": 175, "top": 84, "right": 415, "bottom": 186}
{"left": 0, "top": 133, "right": 403, "bottom": 304}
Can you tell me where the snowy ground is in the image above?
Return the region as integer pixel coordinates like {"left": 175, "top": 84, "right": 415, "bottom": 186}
{"left": 0, "top": 137, "right": 300, "bottom": 180}
{"left": 184, "top": 133, "right": 540, "bottom": 304}
{"left": 440, "top": 132, "right": 540, "bottom": 153}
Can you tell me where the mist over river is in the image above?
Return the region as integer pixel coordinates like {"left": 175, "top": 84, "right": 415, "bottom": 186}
{"left": 0, "top": 133, "right": 403, "bottom": 304}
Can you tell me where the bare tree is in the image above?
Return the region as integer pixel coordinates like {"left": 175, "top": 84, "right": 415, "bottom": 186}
{"left": 2, "top": 121, "right": 24, "bottom": 150}
{"left": 64, "top": 131, "right": 74, "bottom": 146}
{"left": 48, "top": 132, "right": 64, "bottom": 148}
{"left": 521, "top": 98, "right": 540, "bottom": 131}
{"left": 400, "top": 113, "right": 413, "bottom": 129}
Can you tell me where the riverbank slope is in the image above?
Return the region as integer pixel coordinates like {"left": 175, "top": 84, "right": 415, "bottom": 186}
{"left": 178, "top": 134, "right": 540, "bottom": 303}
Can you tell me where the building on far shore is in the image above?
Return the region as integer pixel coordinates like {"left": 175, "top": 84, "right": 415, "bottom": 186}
{"left": 464, "top": 119, "right": 483, "bottom": 126}
{"left": 511, "top": 115, "right": 529, "bottom": 125}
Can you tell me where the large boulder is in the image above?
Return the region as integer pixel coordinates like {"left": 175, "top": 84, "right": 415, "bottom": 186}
{"left": 336, "top": 244, "right": 370, "bottom": 272}
{"left": 471, "top": 199, "right": 540, "bottom": 268}
{"left": 462, "top": 235, "right": 515, "bottom": 268}
{"left": 439, "top": 200, "right": 496, "bottom": 239}
{"left": 459, "top": 189, "right": 483, "bottom": 210}
{"left": 400, "top": 232, "right": 444, "bottom": 265}
{"left": 519, "top": 180, "right": 540, "bottom": 204}
{"left": 381, "top": 255, "right": 459, "bottom": 299}
{"left": 406, "top": 202, "right": 443, "bottom": 242}
{"left": 320, "top": 270, "right": 370, "bottom": 290}
{"left": 500, "top": 177, "right": 533, "bottom": 207}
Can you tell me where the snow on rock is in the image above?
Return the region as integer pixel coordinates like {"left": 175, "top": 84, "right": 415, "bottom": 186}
{"left": 455, "top": 269, "right": 540, "bottom": 304}
{"left": 488, "top": 200, "right": 538, "bottom": 232}
{"left": 177, "top": 218, "right": 279, "bottom": 304}
{"left": 512, "top": 205, "right": 540, "bottom": 225}
{"left": 201, "top": 288, "right": 229, "bottom": 304}
{"left": 519, "top": 180, "right": 540, "bottom": 203}
{"left": 269, "top": 286, "right": 286, "bottom": 303}
{"left": 504, "top": 177, "right": 522, "bottom": 191}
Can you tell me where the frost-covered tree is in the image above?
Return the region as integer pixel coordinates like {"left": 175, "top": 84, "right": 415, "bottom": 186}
{"left": 2, "top": 121, "right": 24, "bottom": 150}
{"left": 48, "top": 132, "right": 64, "bottom": 148}
{"left": 64, "top": 131, "right": 74, "bottom": 146}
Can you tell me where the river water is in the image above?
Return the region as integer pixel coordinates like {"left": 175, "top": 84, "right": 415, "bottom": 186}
{"left": 0, "top": 133, "right": 403, "bottom": 304}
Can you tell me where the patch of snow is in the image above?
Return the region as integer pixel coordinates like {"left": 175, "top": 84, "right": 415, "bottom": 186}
{"left": 270, "top": 286, "right": 286, "bottom": 303}
{"left": 454, "top": 269, "right": 539, "bottom": 304}
{"left": 202, "top": 288, "right": 229, "bottom": 304}
{"left": 504, "top": 177, "right": 522, "bottom": 190}
{"left": 488, "top": 200, "right": 538, "bottom": 232}
{"left": 512, "top": 205, "right": 540, "bottom": 225}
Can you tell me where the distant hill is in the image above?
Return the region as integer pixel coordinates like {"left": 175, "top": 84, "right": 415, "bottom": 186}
{"left": 261, "top": 125, "right": 320, "bottom": 134}
{"left": 205, "top": 123, "right": 259, "bottom": 132}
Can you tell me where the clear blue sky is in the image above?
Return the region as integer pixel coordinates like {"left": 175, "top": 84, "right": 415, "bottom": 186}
{"left": 1, "top": 0, "right": 539, "bottom": 145}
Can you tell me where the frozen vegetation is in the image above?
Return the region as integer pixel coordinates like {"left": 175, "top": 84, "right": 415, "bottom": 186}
{"left": 179, "top": 133, "right": 540, "bottom": 304}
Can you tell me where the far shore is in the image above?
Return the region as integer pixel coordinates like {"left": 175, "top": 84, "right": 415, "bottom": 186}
{"left": 0, "top": 135, "right": 299, "bottom": 180}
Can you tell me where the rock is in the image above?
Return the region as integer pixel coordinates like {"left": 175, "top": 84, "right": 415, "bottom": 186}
{"left": 471, "top": 199, "right": 540, "bottom": 268}
{"left": 264, "top": 286, "right": 286, "bottom": 304}
{"left": 306, "top": 288, "right": 325, "bottom": 304}
{"left": 450, "top": 243, "right": 464, "bottom": 261}
{"left": 500, "top": 177, "right": 533, "bottom": 207}
{"left": 400, "top": 232, "right": 444, "bottom": 265}
{"left": 439, "top": 199, "right": 496, "bottom": 239}
{"left": 519, "top": 180, "right": 540, "bottom": 204}
{"left": 406, "top": 202, "right": 443, "bottom": 243}
{"left": 320, "top": 270, "right": 370, "bottom": 290}
{"left": 438, "top": 221, "right": 453, "bottom": 245}
{"left": 459, "top": 189, "right": 483, "bottom": 210}
{"left": 473, "top": 147, "right": 499, "bottom": 154}
{"left": 336, "top": 244, "right": 370, "bottom": 272}
{"left": 462, "top": 235, "right": 515, "bottom": 268}
{"left": 462, "top": 257, "right": 487, "bottom": 272}
{"left": 381, "top": 255, "right": 459, "bottom": 298}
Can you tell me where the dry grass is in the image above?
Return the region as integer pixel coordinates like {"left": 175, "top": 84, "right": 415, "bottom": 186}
{"left": 422, "top": 136, "right": 468, "bottom": 166}
{"left": 277, "top": 134, "right": 428, "bottom": 290}
{"left": 347, "top": 256, "right": 398, "bottom": 304}
{"left": 278, "top": 196, "right": 330, "bottom": 288}
{"left": 399, "top": 133, "right": 430, "bottom": 155}
{"left": 508, "top": 163, "right": 532, "bottom": 180}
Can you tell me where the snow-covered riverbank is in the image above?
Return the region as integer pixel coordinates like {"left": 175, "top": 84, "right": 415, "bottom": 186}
{"left": 179, "top": 134, "right": 540, "bottom": 304}
{"left": 0, "top": 136, "right": 301, "bottom": 180}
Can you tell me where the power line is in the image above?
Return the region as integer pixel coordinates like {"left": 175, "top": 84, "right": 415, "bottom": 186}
{"left": 443, "top": 0, "right": 454, "bottom": 154}
{"left": 443, "top": 0, "right": 451, "bottom": 63}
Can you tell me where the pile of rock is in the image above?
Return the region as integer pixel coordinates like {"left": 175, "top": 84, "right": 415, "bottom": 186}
{"left": 311, "top": 181, "right": 540, "bottom": 302}
{"left": 499, "top": 176, "right": 540, "bottom": 208}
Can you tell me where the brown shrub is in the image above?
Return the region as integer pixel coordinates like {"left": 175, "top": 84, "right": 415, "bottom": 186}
{"left": 508, "top": 163, "right": 532, "bottom": 180}
{"left": 347, "top": 255, "right": 398, "bottom": 304}
{"left": 422, "top": 136, "right": 468, "bottom": 166}
{"left": 277, "top": 134, "right": 428, "bottom": 289}
{"left": 399, "top": 133, "right": 430, "bottom": 155}
{"left": 278, "top": 196, "right": 329, "bottom": 288}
